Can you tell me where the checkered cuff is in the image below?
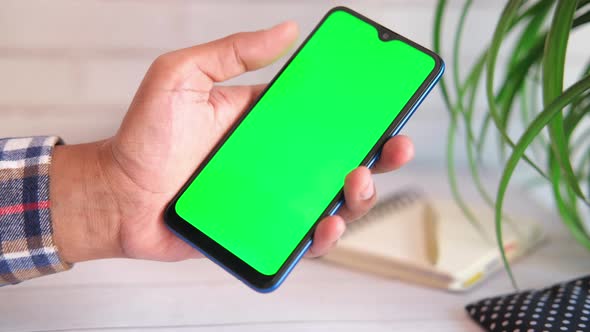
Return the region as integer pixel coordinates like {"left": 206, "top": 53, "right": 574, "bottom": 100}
{"left": 0, "top": 136, "right": 72, "bottom": 286}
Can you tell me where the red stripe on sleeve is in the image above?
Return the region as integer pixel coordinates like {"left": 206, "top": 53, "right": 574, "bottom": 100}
{"left": 0, "top": 201, "right": 50, "bottom": 216}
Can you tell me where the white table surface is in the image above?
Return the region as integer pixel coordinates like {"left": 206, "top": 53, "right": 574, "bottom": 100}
{"left": 1, "top": 170, "right": 589, "bottom": 332}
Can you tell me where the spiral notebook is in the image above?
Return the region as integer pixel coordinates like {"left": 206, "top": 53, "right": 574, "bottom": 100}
{"left": 321, "top": 188, "right": 544, "bottom": 291}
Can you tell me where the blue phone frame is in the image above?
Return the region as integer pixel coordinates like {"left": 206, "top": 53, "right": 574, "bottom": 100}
{"left": 164, "top": 6, "right": 445, "bottom": 293}
{"left": 166, "top": 63, "right": 444, "bottom": 293}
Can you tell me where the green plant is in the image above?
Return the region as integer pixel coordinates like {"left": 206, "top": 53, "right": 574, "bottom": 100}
{"left": 433, "top": 0, "right": 590, "bottom": 287}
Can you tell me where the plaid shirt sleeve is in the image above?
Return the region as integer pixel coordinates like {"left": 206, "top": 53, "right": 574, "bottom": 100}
{"left": 0, "top": 136, "right": 71, "bottom": 286}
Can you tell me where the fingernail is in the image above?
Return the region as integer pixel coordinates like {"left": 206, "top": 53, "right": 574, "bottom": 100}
{"left": 360, "top": 180, "right": 375, "bottom": 200}
{"left": 271, "top": 21, "right": 291, "bottom": 30}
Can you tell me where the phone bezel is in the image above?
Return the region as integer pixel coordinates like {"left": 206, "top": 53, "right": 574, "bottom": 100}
{"left": 164, "top": 6, "right": 444, "bottom": 291}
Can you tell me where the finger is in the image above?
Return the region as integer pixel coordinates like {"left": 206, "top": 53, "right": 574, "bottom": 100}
{"left": 371, "top": 135, "right": 414, "bottom": 174}
{"left": 337, "top": 167, "right": 377, "bottom": 222}
{"left": 161, "top": 21, "right": 298, "bottom": 85}
{"left": 306, "top": 215, "right": 346, "bottom": 258}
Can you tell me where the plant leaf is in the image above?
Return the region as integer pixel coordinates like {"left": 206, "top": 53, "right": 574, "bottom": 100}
{"left": 543, "top": 0, "right": 589, "bottom": 206}
{"left": 496, "top": 75, "right": 590, "bottom": 289}
{"left": 434, "top": 0, "right": 488, "bottom": 233}
{"left": 433, "top": 0, "right": 452, "bottom": 111}
{"left": 486, "top": 0, "right": 549, "bottom": 185}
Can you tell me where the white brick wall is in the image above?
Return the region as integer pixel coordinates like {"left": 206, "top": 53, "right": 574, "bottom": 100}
{"left": 79, "top": 58, "right": 152, "bottom": 105}
{"left": 0, "top": 58, "right": 78, "bottom": 105}
{"left": 0, "top": 0, "right": 185, "bottom": 50}
{"left": 0, "top": 0, "right": 587, "bottom": 167}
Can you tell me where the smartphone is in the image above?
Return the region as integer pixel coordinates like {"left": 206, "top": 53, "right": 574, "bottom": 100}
{"left": 165, "top": 6, "right": 444, "bottom": 292}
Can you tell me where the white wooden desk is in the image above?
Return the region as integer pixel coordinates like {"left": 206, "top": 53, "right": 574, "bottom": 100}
{"left": 2, "top": 171, "right": 589, "bottom": 332}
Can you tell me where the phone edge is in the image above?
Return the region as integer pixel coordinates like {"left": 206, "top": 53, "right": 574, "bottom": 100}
{"left": 164, "top": 6, "right": 446, "bottom": 293}
{"left": 165, "top": 61, "right": 445, "bottom": 293}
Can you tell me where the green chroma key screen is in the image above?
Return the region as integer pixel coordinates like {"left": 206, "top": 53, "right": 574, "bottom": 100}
{"left": 175, "top": 10, "right": 436, "bottom": 275}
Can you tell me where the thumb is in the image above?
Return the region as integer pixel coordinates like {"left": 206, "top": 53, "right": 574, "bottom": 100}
{"left": 148, "top": 21, "right": 299, "bottom": 90}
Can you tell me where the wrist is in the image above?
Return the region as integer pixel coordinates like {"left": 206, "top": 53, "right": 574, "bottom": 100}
{"left": 50, "top": 142, "right": 123, "bottom": 263}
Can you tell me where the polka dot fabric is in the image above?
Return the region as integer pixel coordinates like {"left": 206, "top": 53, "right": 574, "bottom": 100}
{"left": 466, "top": 275, "right": 590, "bottom": 332}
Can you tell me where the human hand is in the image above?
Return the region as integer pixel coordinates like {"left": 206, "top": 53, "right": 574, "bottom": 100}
{"left": 50, "top": 21, "right": 414, "bottom": 264}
